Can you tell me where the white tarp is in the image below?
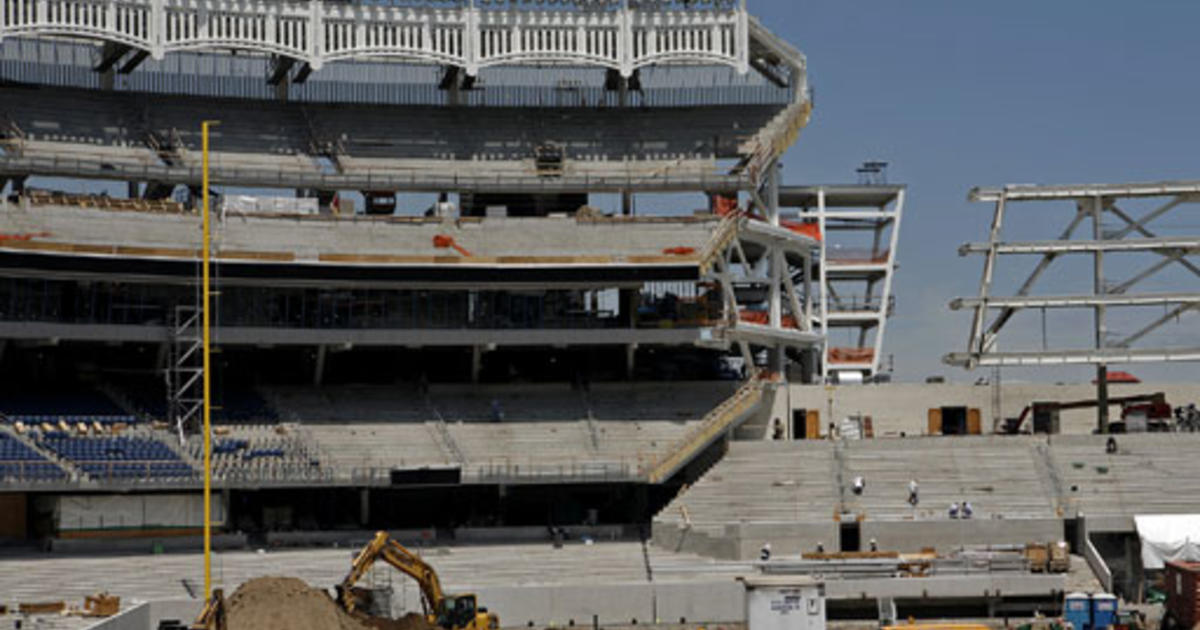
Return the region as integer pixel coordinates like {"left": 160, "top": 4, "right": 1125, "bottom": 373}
{"left": 1135, "top": 514, "right": 1200, "bottom": 570}
{"left": 55, "top": 493, "right": 225, "bottom": 532}
{"left": 222, "top": 195, "right": 318, "bottom": 216}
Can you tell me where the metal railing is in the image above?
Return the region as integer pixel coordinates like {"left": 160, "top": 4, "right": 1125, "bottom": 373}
{"left": 826, "top": 294, "right": 895, "bottom": 314}
{"left": 0, "top": 40, "right": 792, "bottom": 107}
{"left": 644, "top": 377, "right": 764, "bottom": 483}
{"left": 0, "top": 0, "right": 749, "bottom": 76}
{"left": 1084, "top": 534, "right": 1114, "bottom": 593}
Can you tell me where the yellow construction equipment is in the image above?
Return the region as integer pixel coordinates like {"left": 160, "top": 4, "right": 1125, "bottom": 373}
{"left": 189, "top": 588, "right": 226, "bottom": 630}
{"left": 79, "top": 593, "right": 121, "bottom": 617}
{"left": 338, "top": 531, "right": 498, "bottom": 630}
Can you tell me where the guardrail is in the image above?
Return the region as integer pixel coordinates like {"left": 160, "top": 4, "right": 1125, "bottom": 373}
{"left": 1084, "top": 534, "right": 1114, "bottom": 593}
{"left": 644, "top": 378, "right": 765, "bottom": 483}
{"left": 0, "top": 153, "right": 751, "bottom": 192}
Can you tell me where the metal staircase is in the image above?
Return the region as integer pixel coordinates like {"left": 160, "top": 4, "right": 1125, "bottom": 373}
{"left": 425, "top": 398, "right": 466, "bottom": 467}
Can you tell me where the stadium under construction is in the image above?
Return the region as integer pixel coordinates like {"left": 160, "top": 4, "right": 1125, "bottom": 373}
{"left": 0, "top": 1, "right": 1197, "bottom": 630}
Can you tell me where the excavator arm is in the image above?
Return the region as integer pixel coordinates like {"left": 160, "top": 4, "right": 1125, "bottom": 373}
{"left": 190, "top": 589, "right": 226, "bottom": 630}
{"left": 339, "top": 531, "right": 446, "bottom": 617}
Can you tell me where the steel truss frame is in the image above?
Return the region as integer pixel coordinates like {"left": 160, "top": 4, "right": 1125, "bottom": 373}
{"left": 947, "top": 180, "right": 1200, "bottom": 370}
{"left": 701, "top": 161, "right": 823, "bottom": 377}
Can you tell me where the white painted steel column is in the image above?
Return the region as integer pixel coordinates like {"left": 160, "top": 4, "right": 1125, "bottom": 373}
{"left": 1092, "top": 195, "right": 1109, "bottom": 433}
{"left": 818, "top": 188, "right": 828, "bottom": 383}
{"left": 968, "top": 192, "right": 1007, "bottom": 367}
{"left": 309, "top": 0, "right": 323, "bottom": 69}
{"left": 872, "top": 189, "right": 903, "bottom": 378}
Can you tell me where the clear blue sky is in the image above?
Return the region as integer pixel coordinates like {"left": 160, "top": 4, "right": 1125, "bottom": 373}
{"left": 756, "top": 0, "right": 1200, "bottom": 383}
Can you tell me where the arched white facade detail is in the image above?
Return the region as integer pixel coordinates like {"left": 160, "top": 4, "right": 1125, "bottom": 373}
{"left": 0, "top": 0, "right": 750, "bottom": 75}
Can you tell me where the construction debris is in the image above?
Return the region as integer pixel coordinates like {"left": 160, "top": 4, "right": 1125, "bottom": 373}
{"left": 76, "top": 592, "right": 120, "bottom": 617}
{"left": 18, "top": 601, "right": 66, "bottom": 614}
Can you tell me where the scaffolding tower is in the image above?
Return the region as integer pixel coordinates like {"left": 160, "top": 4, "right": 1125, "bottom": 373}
{"left": 778, "top": 184, "right": 906, "bottom": 382}
{"left": 168, "top": 304, "right": 203, "bottom": 440}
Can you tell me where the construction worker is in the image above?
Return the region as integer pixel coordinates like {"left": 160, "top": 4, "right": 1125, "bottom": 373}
{"left": 760, "top": 542, "right": 771, "bottom": 561}
{"left": 907, "top": 479, "right": 919, "bottom": 506}
{"left": 852, "top": 476, "right": 865, "bottom": 495}
{"left": 869, "top": 538, "right": 878, "bottom": 552}
{"left": 962, "top": 502, "right": 974, "bottom": 519}
{"left": 949, "top": 502, "right": 959, "bottom": 519}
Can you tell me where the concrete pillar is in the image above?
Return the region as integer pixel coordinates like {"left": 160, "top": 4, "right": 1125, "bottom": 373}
{"left": 155, "top": 342, "right": 170, "bottom": 371}
{"left": 1124, "top": 533, "right": 1139, "bottom": 600}
{"left": 127, "top": 181, "right": 140, "bottom": 199}
{"left": 621, "top": 190, "right": 633, "bottom": 216}
{"left": 1096, "top": 365, "right": 1109, "bottom": 434}
{"left": 625, "top": 343, "right": 637, "bottom": 381}
{"left": 359, "top": 488, "right": 370, "bottom": 526}
{"left": 471, "top": 345, "right": 482, "bottom": 384}
{"left": 313, "top": 345, "right": 326, "bottom": 387}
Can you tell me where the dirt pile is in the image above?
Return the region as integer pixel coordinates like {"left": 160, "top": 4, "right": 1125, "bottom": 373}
{"left": 225, "top": 577, "right": 371, "bottom": 630}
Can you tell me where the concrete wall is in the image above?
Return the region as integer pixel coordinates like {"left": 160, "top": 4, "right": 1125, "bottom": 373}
{"left": 736, "top": 386, "right": 788, "bottom": 441}
{"left": 859, "top": 518, "right": 1063, "bottom": 553}
{"left": 50, "top": 533, "right": 247, "bottom": 553}
{"left": 652, "top": 521, "right": 839, "bottom": 561}
{"left": 652, "top": 522, "right": 740, "bottom": 560}
{"left": 469, "top": 582, "right": 745, "bottom": 627}
{"left": 85, "top": 599, "right": 201, "bottom": 630}
{"left": 788, "top": 382, "right": 1200, "bottom": 437}
{"left": 732, "top": 522, "right": 841, "bottom": 559}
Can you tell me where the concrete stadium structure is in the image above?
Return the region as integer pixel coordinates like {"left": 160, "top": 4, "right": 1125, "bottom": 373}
{"left": 0, "top": 0, "right": 827, "bottom": 539}
{"left": 3, "top": 3, "right": 1187, "bottom": 629}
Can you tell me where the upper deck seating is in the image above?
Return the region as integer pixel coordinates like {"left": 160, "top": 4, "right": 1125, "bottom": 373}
{"left": 37, "top": 434, "right": 192, "bottom": 480}
{"left": 0, "top": 85, "right": 780, "bottom": 167}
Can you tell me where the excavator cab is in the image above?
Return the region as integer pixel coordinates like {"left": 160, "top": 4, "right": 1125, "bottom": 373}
{"left": 435, "top": 594, "right": 497, "bottom": 630}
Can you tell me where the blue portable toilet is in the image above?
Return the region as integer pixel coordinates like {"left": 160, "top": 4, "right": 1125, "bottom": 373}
{"left": 1064, "top": 593, "right": 1091, "bottom": 630}
{"left": 1091, "top": 593, "right": 1118, "bottom": 630}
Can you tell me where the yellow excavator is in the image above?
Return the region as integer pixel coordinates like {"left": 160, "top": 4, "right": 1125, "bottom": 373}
{"left": 337, "top": 531, "right": 498, "bottom": 630}
{"left": 189, "top": 589, "right": 226, "bottom": 630}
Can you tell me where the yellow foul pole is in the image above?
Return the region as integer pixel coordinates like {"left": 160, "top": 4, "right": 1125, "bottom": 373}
{"left": 201, "top": 120, "right": 219, "bottom": 600}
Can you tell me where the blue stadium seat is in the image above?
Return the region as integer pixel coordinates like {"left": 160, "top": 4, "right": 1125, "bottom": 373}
{"left": 0, "top": 434, "right": 67, "bottom": 481}
{"left": 37, "top": 434, "right": 194, "bottom": 481}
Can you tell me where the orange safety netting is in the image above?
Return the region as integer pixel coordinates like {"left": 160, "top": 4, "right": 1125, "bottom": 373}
{"left": 828, "top": 347, "right": 875, "bottom": 364}
{"left": 1093, "top": 370, "right": 1141, "bottom": 384}
{"left": 738, "top": 310, "right": 801, "bottom": 329}
{"left": 712, "top": 194, "right": 740, "bottom": 217}
{"left": 662, "top": 246, "right": 696, "bottom": 256}
{"left": 432, "top": 234, "right": 472, "bottom": 257}
{"left": 780, "top": 220, "right": 822, "bottom": 241}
